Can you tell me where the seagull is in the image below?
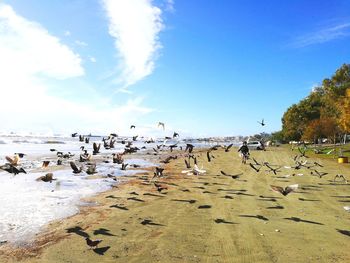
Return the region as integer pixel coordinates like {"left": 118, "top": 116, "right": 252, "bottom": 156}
{"left": 249, "top": 163, "right": 261, "bottom": 172}
{"left": 0, "top": 164, "right": 26, "bottom": 175}
{"left": 85, "top": 237, "right": 102, "bottom": 249}
{"left": 86, "top": 164, "right": 97, "bottom": 175}
{"left": 71, "top": 133, "right": 78, "bottom": 137}
{"left": 257, "top": 119, "right": 265, "bottom": 126}
{"left": 185, "top": 144, "right": 194, "bottom": 153}
{"left": 36, "top": 173, "right": 56, "bottom": 183}
{"left": 224, "top": 144, "right": 234, "bottom": 152}
{"left": 121, "top": 163, "right": 128, "bottom": 170}
{"left": 130, "top": 125, "right": 136, "bottom": 129}
{"left": 158, "top": 122, "right": 165, "bottom": 130}
{"left": 5, "top": 154, "right": 20, "bottom": 166}
{"left": 42, "top": 161, "right": 50, "bottom": 168}
{"left": 344, "top": 206, "right": 350, "bottom": 212}
{"left": 154, "top": 182, "right": 167, "bottom": 193}
{"left": 270, "top": 184, "right": 298, "bottom": 196}
{"left": 206, "top": 151, "right": 211, "bottom": 162}
{"left": 93, "top": 142, "right": 101, "bottom": 155}
{"left": 70, "top": 161, "right": 82, "bottom": 174}
{"left": 173, "top": 132, "right": 179, "bottom": 138}
{"left": 310, "top": 169, "right": 328, "bottom": 178}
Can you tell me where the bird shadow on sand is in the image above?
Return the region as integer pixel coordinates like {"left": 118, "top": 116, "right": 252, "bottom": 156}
{"left": 143, "top": 193, "right": 165, "bottom": 197}
{"left": 239, "top": 215, "right": 269, "bottom": 221}
{"left": 257, "top": 198, "right": 277, "bottom": 202}
{"left": 198, "top": 205, "right": 212, "bottom": 209}
{"left": 110, "top": 204, "right": 129, "bottom": 210}
{"left": 331, "top": 195, "right": 350, "bottom": 198}
{"left": 140, "top": 219, "right": 165, "bottom": 226}
{"left": 66, "top": 226, "right": 89, "bottom": 238}
{"left": 298, "top": 198, "right": 320, "bottom": 202}
{"left": 221, "top": 195, "right": 234, "bottom": 199}
{"left": 127, "top": 197, "right": 145, "bottom": 202}
{"left": 93, "top": 228, "right": 116, "bottom": 236}
{"left": 171, "top": 199, "right": 196, "bottom": 204}
{"left": 284, "top": 217, "right": 324, "bottom": 225}
{"left": 266, "top": 205, "right": 284, "bottom": 209}
{"left": 336, "top": 229, "right": 350, "bottom": 237}
{"left": 203, "top": 191, "right": 216, "bottom": 194}
{"left": 93, "top": 246, "right": 111, "bottom": 255}
{"left": 214, "top": 218, "right": 237, "bottom": 224}
{"left": 105, "top": 195, "right": 120, "bottom": 199}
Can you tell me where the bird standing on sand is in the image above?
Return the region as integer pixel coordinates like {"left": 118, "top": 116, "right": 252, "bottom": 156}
{"left": 85, "top": 237, "right": 102, "bottom": 249}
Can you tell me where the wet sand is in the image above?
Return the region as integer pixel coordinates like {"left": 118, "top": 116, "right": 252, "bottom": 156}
{"left": 1, "top": 147, "right": 350, "bottom": 263}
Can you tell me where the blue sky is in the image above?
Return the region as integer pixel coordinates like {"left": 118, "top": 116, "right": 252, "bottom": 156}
{"left": 0, "top": 0, "right": 349, "bottom": 137}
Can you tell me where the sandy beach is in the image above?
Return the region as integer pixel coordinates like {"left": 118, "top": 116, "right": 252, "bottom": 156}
{"left": 1, "top": 146, "right": 349, "bottom": 263}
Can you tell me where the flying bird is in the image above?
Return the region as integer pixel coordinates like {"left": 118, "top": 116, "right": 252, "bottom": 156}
{"left": 85, "top": 237, "right": 102, "bottom": 249}
{"left": 270, "top": 184, "right": 298, "bottom": 196}
{"left": 70, "top": 161, "right": 82, "bottom": 174}
{"left": 0, "top": 164, "right": 26, "bottom": 175}
{"left": 185, "top": 144, "right": 194, "bottom": 153}
{"left": 224, "top": 144, "right": 234, "bottom": 152}
{"left": 5, "top": 154, "right": 20, "bottom": 166}
{"left": 173, "top": 132, "right": 179, "bottom": 138}
{"left": 158, "top": 122, "right": 165, "bottom": 130}
{"left": 93, "top": 142, "right": 101, "bottom": 155}
{"left": 249, "top": 163, "right": 261, "bottom": 172}
{"left": 206, "top": 151, "right": 211, "bottom": 162}
{"left": 36, "top": 173, "right": 56, "bottom": 183}
{"left": 130, "top": 125, "right": 136, "bottom": 129}
{"left": 42, "top": 161, "right": 50, "bottom": 168}
{"left": 257, "top": 119, "right": 265, "bottom": 126}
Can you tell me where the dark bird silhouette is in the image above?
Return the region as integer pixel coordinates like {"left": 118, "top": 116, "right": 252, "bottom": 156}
{"left": 85, "top": 237, "right": 102, "bottom": 249}
{"left": 257, "top": 119, "right": 265, "bottom": 126}
{"left": 36, "top": 173, "right": 56, "bottom": 183}
{"left": 15, "top": 153, "right": 26, "bottom": 158}
{"left": 86, "top": 164, "right": 97, "bottom": 175}
{"left": 185, "top": 144, "right": 194, "bottom": 153}
{"left": 121, "top": 163, "right": 128, "bottom": 170}
{"left": 265, "top": 163, "right": 281, "bottom": 175}
{"left": 110, "top": 133, "right": 117, "bottom": 137}
{"left": 220, "top": 170, "right": 242, "bottom": 179}
{"left": 71, "top": 132, "right": 78, "bottom": 137}
{"left": 207, "top": 151, "right": 211, "bottom": 162}
{"left": 42, "top": 161, "right": 50, "bottom": 168}
{"left": 93, "top": 142, "right": 101, "bottom": 155}
{"left": 252, "top": 158, "right": 261, "bottom": 166}
{"left": 154, "top": 182, "right": 168, "bottom": 193}
{"left": 310, "top": 169, "right": 328, "bottom": 178}
{"left": 173, "top": 132, "right": 179, "bottom": 138}
{"left": 158, "top": 122, "right": 165, "bottom": 130}
{"left": 130, "top": 125, "right": 136, "bottom": 129}
{"left": 185, "top": 159, "right": 191, "bottom": 169}
{"left": 334, "top": 174, "right": 347, "bottom": 183}
{"left": 85, "top": 137, "right": 90, "bottom": 144}
{"left": 270, "top": 184, "right": 298, "bottom": 196}
{"left": 168, "top": 144, "right": 178, "bottom": 152}
{"left": 112, "top": 153, "right": 124, "bottom": 164}
{"left": 57, "top": 159, "right": 62, "bottom": 165}
{"left": 70, "top": 161, "right": 82, "bottom": 174}
{"left": 224, "top": 143, "right": 233, "bottom": 152}
{"left": 0, "top": 164, "right": 26, "bottom": 175}
{"left": 313, "top": 161, "right": 323, "bottom": 167}
{"left": 132, "top": 135, "right": 138, "bottom": 141}
{"left": 249, "top": 163, "right": 261, "bottom": 172}
{"left": 79, "top": 135, "right": 84, "bottom": 142}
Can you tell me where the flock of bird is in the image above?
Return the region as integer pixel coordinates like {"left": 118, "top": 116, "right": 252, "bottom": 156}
{"left": 1, "top": 119, "right": 349, "bottom": 251}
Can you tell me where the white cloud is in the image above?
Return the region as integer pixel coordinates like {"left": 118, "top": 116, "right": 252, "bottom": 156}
{"left": 165, "top": 0, "right": 175, "bottom": 12}
{"left": 64, "top": 30, "right": 71, "bottom": 36}
{"left": 0, "top": 3, "right": 154, "bottom": 136}
{"left": 75, "top": 40, "right": 88, "bottom": 47}
{"left": 89, "top": 56, "right": 97, "bottom": 63}
{"left": 102, "top": 0, "right": 165, "bottom": 91}
{"left": 289, "top": 22, "right": 350, "bottom": 48}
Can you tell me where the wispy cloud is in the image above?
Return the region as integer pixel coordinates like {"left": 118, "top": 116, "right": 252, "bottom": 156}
{"left": 289, "top": 22, "right": 350, "bottom": 48}
{"left": 102, "top": 0, "right": 165, "bottom": 92}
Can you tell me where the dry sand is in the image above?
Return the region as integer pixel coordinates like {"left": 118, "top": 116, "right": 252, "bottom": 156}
{"left": 0, "top": 147, "right": 350, "bottom": 263}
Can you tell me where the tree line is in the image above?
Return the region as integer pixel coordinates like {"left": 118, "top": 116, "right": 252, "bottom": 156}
{"left": 273, "top": 63, "right": 350, "bottom": 143}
